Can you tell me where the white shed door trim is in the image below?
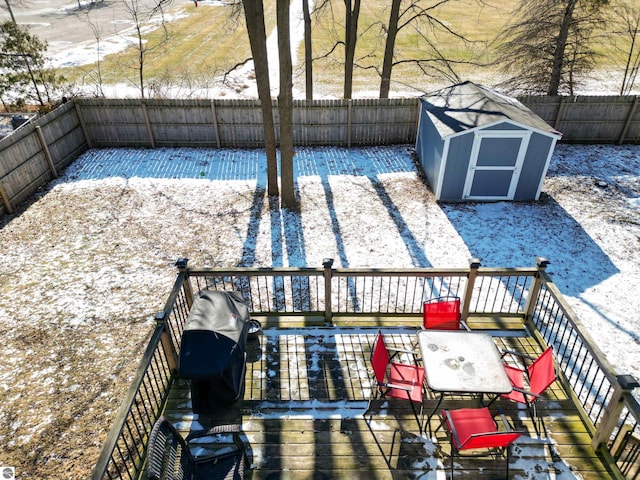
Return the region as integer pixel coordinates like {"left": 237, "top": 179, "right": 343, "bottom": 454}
{"left": 463, "top": 130, "right": 531, "bottom": 200}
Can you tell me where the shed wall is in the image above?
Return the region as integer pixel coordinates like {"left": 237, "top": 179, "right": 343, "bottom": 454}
{"left": 416, "top": 109, "right": 445, "bottom": 189}
{"left": 514, "top": 133, "right": 554, "bottom": 200}
{"left": 439, "top": 132, "right": 473, "bottom": 201}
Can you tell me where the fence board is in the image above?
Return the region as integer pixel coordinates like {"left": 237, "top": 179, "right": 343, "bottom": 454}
{"left": 0, "top": 102, "right": 88, "bottom": 216}
{"left": 2, "top": 96, "right": 639, "bottom": 219}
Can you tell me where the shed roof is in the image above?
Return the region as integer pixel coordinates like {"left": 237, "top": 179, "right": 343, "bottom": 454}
{"left": 420, "top": 81, "right": 561, "bottom": 139}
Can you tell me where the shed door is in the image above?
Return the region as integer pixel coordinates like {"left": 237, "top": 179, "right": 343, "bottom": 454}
{"left": 463, "top": 131, "right": 531, "bottom": 200}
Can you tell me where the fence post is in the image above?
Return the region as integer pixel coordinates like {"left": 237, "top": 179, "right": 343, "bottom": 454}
{"left": 323, "top": 258, "right": 334, "bottom": 325}
{"left": 592, "top": 375, "right": 640, "bottom": 451}
{"left": 141, "top": 101, "right": 156, "bottom": 148}
{"left": 523, "top": 257, "right": 550, "bottom": 322}
{"left": 35, "top": 125, "right": 58, "bottom": 178}
{"left": 74, "top": 100, "right": 92, "bottom": 149}
{"left": 210, "top": 99, "right": 221, "bottom": 148}
{"left": 618, "top": 96, "right": 638, "bottom": 145}
{"left": 461, "top": 258, "right": 481, "bottom": 319}
{"left": 175, "top": 258, "right": 194, "bottom": 309}
{"left": 346, "top": 100, "right": 352, "bottom": 148}
{"left": 553, "top": 96, "right": 566, "bottom": 130}
{"left": 0, "top": 184, "right": 12, "bottom": 214}
{"left": 155, "top": 311, "right": 178, "bottom": 374}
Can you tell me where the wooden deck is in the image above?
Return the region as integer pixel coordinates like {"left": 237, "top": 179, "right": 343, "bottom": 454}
{"left": 161, "top": 322, "right": 615, "bottom": 479}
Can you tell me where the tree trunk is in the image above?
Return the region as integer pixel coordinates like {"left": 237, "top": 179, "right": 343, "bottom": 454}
{"left": 379, "top": 0, "right": 401, "bottom": 98}
{"left": 548, "top": 0, "right": 579, "bottom": 96}
{"left": 620, "top": 8, "right": 640, "bottom": 95}
{"left": 277, "top": 0, "right": 298, "bottom": 209}
{"left": 137, "top": 24, "right": 145, "bottom": 98}
{"left": 241, "top": 0, "right": 279, "bottom": 197}
{"left": 303, "top": 0, "right": 313, "bottom": 100}
{"left": 343, "top": 0, "right": 360, "bottom": 99}
{"left": 4, "top": 0, "right": 16, "bottom": 23}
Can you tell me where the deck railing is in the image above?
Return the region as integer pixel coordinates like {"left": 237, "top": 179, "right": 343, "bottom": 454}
{"left": 91, "top": 268, "right": 190, "bottom": 480}
{"left": 531, "top": 270, "right": 640, "bottom": 478}
{"left": 91, "top": 257, "right": 639, "bottom": 480}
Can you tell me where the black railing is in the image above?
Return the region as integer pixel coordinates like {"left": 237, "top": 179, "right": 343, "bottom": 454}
{"left": 92, "top": 258, "right": 639, "bottom": 480}
{"left": 91, "top": 265, "right": 191, "bottom": 480}
{"left": 533, "top": 274, "right": 640, "bottom": 478}
{"left": 91, "top": 324, "right": 174, "bottom": 480}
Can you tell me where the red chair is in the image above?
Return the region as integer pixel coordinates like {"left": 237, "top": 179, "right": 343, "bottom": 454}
{"left": 442, "top": 407, "right": 521, "bottom": 478}
{"left": 366, "top": 330, "right": 425, "bottom": 434}
{"left": 501, "top": 346, "right": 556, "bottom": 437}
{"left": 422, "top": 296, "right": 469, "bottom": 330}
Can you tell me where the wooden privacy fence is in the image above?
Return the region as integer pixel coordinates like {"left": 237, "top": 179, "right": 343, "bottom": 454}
{"left": 1, "top": 96, "right": 639, "bottom": 218}
{"left": 91, "top": 258, "right": 640, "bottom": 480}
{"left": 0, "top": 101, "right": 87, "bottom": 216}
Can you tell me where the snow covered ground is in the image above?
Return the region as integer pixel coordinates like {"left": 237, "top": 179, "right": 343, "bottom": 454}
{"left": 1, "top": 1, "right": 639, "bottom": 478}
{"left": 0, "top": 142, "right": 638, "bottom": 478}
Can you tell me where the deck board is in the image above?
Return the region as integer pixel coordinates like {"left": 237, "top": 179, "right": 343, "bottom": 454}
{"left": 160, "top": 326, "right": 615, "bottom": 479}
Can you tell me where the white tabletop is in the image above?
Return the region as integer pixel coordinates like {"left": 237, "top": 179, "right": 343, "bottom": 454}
{"left": 416, "top": 330, "right": 513, "bottom": 394}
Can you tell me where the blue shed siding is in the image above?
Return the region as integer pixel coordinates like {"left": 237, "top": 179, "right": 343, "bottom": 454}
{"left": 514, "top": 133, "right": 554, "bottom": 200}
{"left": 439, "top": 132, "right": 473, "bottom": 201}
{"left": 416, "top": 109, "right": 445, "bottom": 189}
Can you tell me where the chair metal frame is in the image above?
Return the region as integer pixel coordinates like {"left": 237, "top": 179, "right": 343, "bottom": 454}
{"left": 442, "top": 406, "right": 522, "bottom": 479}
{"left": 499, "top": 346, "right": 556, "bottom": 437}
{"left": 366, "top": 330, "right": 426, "bottom": 434}
{"left": 146, "top": 415, "right": 249, "bottom": 480}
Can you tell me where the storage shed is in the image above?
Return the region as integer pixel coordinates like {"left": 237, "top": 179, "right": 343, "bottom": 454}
{"left": 415, "top": 81, "right": 562, "bottom": 202}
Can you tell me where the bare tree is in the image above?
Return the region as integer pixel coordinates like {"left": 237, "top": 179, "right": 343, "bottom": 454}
{"left": 610, "top": 1, "right": 640, "bottom": 95}
{"left": 302, "top": 0, "right": 313, "bottom": 99}
{"left": 75, "top": 4, "right": 106, "bottom": 96}
{"left": 497, "top": 0, "right": 607, "bottom": 95}
{"left": 118, "top": 0, "right": 174, "bottom": 98}
{"left": 277, "top": 0, "right": 298, "bottom": 210}
{"left": 378, "top": 0, "right": 472, "bottom": 98}
{"left": 240, "top": 0, "right": 279, "bottom": 197}
{"left": 2, "top": 0, "right": 17, "bottom": 23}
{"left": 343, "top": 0, "right": 361, "bottom": 99}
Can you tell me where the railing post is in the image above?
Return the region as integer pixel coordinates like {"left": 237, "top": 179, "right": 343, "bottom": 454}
{"left": 175, "top": 258, "right": 194, "bottom": 309}
{"left": 323, "top": 258, "right": 334, "bottom": 325}
{"left": 592, "top": 375, "right": 640, "bottom": 451}
{"left": 156, "top": 311, "right": 178, "bottom": 374}
{"left": 523, "top": 257, "right": 550, "bottom": 323}
{"left": 461, "top": 257, "right": 481, "bottom": 319}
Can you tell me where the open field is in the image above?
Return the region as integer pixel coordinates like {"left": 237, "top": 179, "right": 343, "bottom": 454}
{"left": 5, "top": 0, "right": 637, "bottom": 98}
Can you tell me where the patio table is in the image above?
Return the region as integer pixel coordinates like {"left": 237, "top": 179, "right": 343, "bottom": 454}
{"left": 416, "top": 330, "right": 513, "bottom": 434}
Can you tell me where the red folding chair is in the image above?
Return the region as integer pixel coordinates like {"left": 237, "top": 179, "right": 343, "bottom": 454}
{"left": 442, "top": 407, "right": 521, "bottom": 478}
{"left": 500, "top": 346, "right": 556, "bottom": 437}
{"left": 366, "top": 330, "right": 425, "bottom": 434}
{"left": 422, "top": 296, "right": 469, "bottom": 330}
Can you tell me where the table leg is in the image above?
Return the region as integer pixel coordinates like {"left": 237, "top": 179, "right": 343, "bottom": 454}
{"left": 426, "top": 392, "right": 445, "bottom": 438}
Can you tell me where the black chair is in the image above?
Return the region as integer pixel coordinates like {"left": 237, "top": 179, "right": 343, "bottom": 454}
{"left": 146, "top": 416, "right": 249, "bottom": 480}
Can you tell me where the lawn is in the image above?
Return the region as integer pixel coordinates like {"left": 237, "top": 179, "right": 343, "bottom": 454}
{"left": 57, "top": 0, "right": 636, "bottom": 97}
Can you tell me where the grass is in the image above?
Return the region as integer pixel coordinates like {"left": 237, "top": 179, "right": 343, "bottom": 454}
{"left": 68, "top": 1, "right": 276, "bottom": 92}
{"left": 59, "top": 0, "right": 636, "bottom": 97}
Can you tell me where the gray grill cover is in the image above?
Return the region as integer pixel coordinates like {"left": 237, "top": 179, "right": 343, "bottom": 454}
{"left": 178, "top": 290, "right": 250, "bottom": 383}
